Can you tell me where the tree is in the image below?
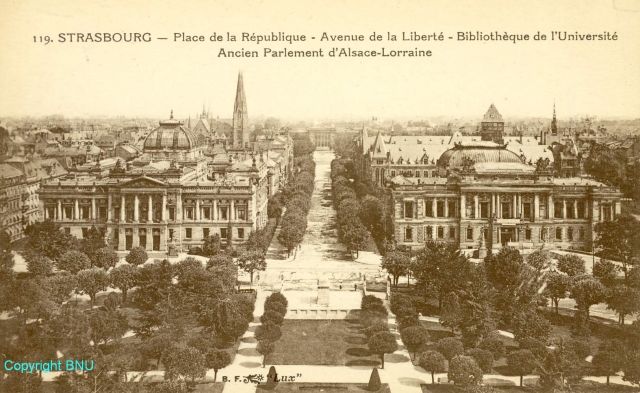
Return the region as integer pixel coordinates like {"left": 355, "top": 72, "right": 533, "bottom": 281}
{"left": 544, "top": 272, "right": 570, "bottom": 314}
{"left": 364, "top": 321, "right": 389, "bottom": 339}
{"left": 518, "top": 337, "right": 548, "bottom": 360}
{"left": 79, "top": 226, "right": 106, "bottom": 261}
{"left": 205, "top": 350, "right": 231, "bottom": 381}
{"left": 93, "top": 247, "right": 119, "bottom": 270}
{"left": 206, "top": 253, "right": 236, "bottom": 291}
{"left": 592, "top": 340, "right": 626, "bottom": 386}
{"left": 367, "top": 367, "right": 381, "bottom": 391}
{"left": 595, "top": 215, "right": 640, "bottom": 280}
{"left": 264, "top": 301, "right": 287, "bottom": 317}
{"left": 478, "top": 336, "right": 505, "bottom": 360}
{"left": 236, "top": 250, "right": 266, "bottom": 285}
{"left": 164, "top": 347, "right": 206, "bottom": 383}
{"left": 257, "top": 340, "right": 275, "bottom": 368}
{"left": 24, "top": 219, "right": 76, "bottom": 261}
{"left": 368, "top": 331, "right": 398, "bottom": 369}
{"left": 507, "top": 349, "right": 537, "bottom": 387}
{"left": 448, "top": 355, "right": 483, "bottom": 386}
{"left": 109, "top": 264, "right": 137, "bottom": 304}
{"left": 419, "top": 350, "right": 446, "bottom": 384}
{"left": 570, "top": 277, "right": 607, "bottom": 319}
{"left": 527, "top": 249, "right": 551, "bottom": 272}
{"left": 465, "top": 348, "right": 494, "bottom": 374}
{"left": 2, "top": 372, "right": 43, "bottom": 393}
{"left": 89, "top": 309, "right": 129, "bottom": 345}
{"left": 381, "top": 251, "right": 409, "bottom": 288}
{"left": 125, "top": 247, "right": 148, "bottom": 266}
{"left": 342, "top": 220, "right": 369, "bottom": 259}
{"left": 623, "top": 349, "right": 640, "bottom": 386}
{"left": 46, "top": 273, "right": 77, "bottom": 304}
{"left": 606, "top": 285, "right": 640, "bottom": 325}
{"left": 26, "top": 253, "right": 53, "bottom": 276}
{"left": 202, "top": 234, "right": 222, "bottom": 257}
{"left": 58, "top": 250, "right": 90, "bottom": 274}
{"left": 436, "top": 337, "right": 464, "bottom": 361}
{"left": 440, "top": 291, "right": 463, "bottom": 334}
{"left": 255, "top": 322, "right": 282, "bottom": 342}
{"left": 593, "top": 259, "right": 621, "bottom": 287}
{"left": 556, "top": 254, "right": 586, "bottom": 277}
{"left": 512, "top": 311, "right": 551, "bottom": 342}
{"left": 400, "top": 325, "right": 430, "bottom": 360}
{"left": 76, "top": 268, "right": 110, "bottom": 308}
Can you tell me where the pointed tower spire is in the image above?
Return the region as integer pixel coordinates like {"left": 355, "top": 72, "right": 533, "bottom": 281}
{"left": 232, "top": 71, "right": 249, "bottom": 149}
{"left": 551, "top": 101, "right": 558, "bottom": 136}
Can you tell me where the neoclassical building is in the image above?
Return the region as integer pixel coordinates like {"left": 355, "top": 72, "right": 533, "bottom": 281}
{"left": 38, "top": 73, "right": 286, "bottom": 255}
{"left": 357, "top": 105, "right": 622, "bottom": 253}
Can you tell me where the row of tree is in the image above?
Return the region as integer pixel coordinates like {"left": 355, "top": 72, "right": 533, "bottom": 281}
{"left": 277, "top": 155, "right": 316, "bottom": 257}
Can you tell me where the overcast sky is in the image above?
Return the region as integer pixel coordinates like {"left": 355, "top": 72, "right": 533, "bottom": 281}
{"left": 1, "top": 0, "right": 639, "bottom": 121}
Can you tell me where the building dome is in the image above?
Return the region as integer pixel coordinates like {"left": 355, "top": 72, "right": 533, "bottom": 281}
{"left": 438, "top": 143, "right": 523, "bottom": 169}
{"left": 143, "top": 112, "right": 200, "bottom": 151}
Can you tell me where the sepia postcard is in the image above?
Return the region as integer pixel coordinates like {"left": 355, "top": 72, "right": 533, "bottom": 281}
{"left": 1, "top": 0, "right": 640, "bottom": 392}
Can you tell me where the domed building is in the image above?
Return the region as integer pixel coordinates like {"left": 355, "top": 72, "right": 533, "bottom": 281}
{"left": 143, "top": 111, "right": 203, "bottom": 160}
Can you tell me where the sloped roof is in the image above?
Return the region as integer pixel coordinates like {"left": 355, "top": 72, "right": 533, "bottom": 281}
{"left": 0, "top": 163, "right": 23, "bottom": 178}
{"left": 482, "top": 104, "right": 503, "bottom": 122}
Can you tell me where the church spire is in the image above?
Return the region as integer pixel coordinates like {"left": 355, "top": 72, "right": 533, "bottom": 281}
{"left": 551, "top": 101, "right": 558, "bottom": 136}
{"left": 232, "top": 71, "right": 249, "bottom": 149}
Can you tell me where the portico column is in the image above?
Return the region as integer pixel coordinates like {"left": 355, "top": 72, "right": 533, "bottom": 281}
{"left": 460, "top": 194, "right": 466, "bottom": 219}
{"left": 432, "top": 225, "right": 437, "bottom": 240}
{"left": 513, "top": 194, "right": 517, "bottom": 218}
{"left": 563, "top": 200, "right": 567, "bottom": 219}
{"left": 195, "top": 199, "right": 200, "bottom": 221}
{"left": 57, "top": 200, "right": 62, "bottom": 220}
{"left": 573, "top": 201, "right": 578, "bottom": 219}
{"left": 162, "top": 194, "right": 167, "bottom": 221}
{"left": 615, "top": 201, "right": 621, "bottom": 216}
{"left": 474, "top": 195, "right": 479, "bottom": 219}
{"left": 213, "top": 199, "right": 218, "bottom": 221}
{"left": 549, "top": 195, "right": 554, "bottom": 220}
{"left": 134, "top": 195, "right": 139, "bottom": 222}
{"left": 108, "top": 194, "right": 112, "bottom": 221}
{"left": 176, "top": 193, "right": 182, "bottom": 220}
{"left": 534, "top": 194, "right": 540, "bottom": 220}
{"left": 491, "top": 194, "right": 496, "bottom": 217}
{"left": 91, "top": 198, "right": 96, "bottom": 220}
{"left": 45, "top": 207, "right": 49, "bottom": 219}
{"left": 444, "top": 198, "right": 449, "bottom": 217}
{"left": 148, "top": 195, "right": 153, "bottom": 222}
{"left": 74, "top": 199, "right": 79, "bottom": 220}
{"left": 121, "top": 195, "right": 126, "bottom": 221}
{"left": 432, "top": 198, "right": 437, "bottom": 217}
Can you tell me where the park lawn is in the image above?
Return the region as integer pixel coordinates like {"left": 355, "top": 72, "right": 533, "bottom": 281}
{"left": 267, "top": 320, "right": 381, "bottom": 367}
{"left": 257, "top": 382, "right": 391, "bottom": 392}
{"left": 420, "top": 381, "right": 640, "bottom": 393}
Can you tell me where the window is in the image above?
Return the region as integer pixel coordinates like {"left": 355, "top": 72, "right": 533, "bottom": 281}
{"left": 579, "top": 228, "right": 585, "bottom": 240}
{"left": 185, "top": 228, "right": 192, "bottom": 239}
{"left": 238, "top": 228, "right": 245, "bottom": 239}
{"left": 203, "top": 228, "right": 209, "bottom": 238}
{"left": 484, "top": 228, "right": 489, "bottom": 241}
{"left": 431, "top": 171, "right": 436, "bottom": 177}
{"left": 501, "top": 203, "right": 511, "bottom": 219}
{"left": 525, "top": 228, "right": 532, "bottom": 240}
{"left": 448, "top": 201, "right": 456, "bottom": 218}
{"left": 186, "top": 208, "right": 194, "bottom": 220}
{"left": 415, "top": 170, "right": 420, "bottom": 177}
{"left": 425, "top": 226, "right": 433, "bottom": 239}
{"left": 220, "top": 228, "right": 227, "bottom": 239}
{"left": 480, "top": 202, "right": 489, "bottom": 219}
{"left": 567, "top": 228, "right": 574, "bottom": 241}
{"left": 82, "top": 228, "right": 88, "bottom": 238}
{"left": 466, "top": 227, "right": 473, "bottom": 240}
{"left": 169, "top": 229, "right": 174, "bottom": 240}
{"left": 567, "top": 201, "right": 575, "bottom": 219}
{"left": 203, "top": 208, "right": 211, "bottom": 220}
{"left": 449, "top": 227, "right": 456, "bottom": 239}
{"left": 220, "top": 207, "right": 228, "bottom": 220}
{"left": 405, "top": 227, "right": 413, "bottom": 241}
{"left": 436, "top": 201, "right": 444, "bottom": 217}
{"left": 64, "top": 207, "right": 72, "bottom": 219}
{"left": 577, "top": 201, "right": 586, "bottom": 219}
{"left": 390, "top": 170, "right": 396, "bottom": 177}
{"left": 555, "top": 228, "right": 562, "bottom": 240}
{"left": 425, "top": 200, "right": 433, "bottom": 217}
{"left": 169, "top": 208, "right": 175, "bottom": 220}
{"left": 424, "top": 170, "right": 429, "bottom": 178}
{"left": 81, "top": 206, "right": 89, "bottom": 219}
{"left": 554, "top": 202, "right": 563, "bottom": 219}
{"left": 404, "top": 201, "right": 414, "bottom": 218}
{"left": 99, "top": 207, "right": 106, "bottom": 219}
{"left": 237, "top": 207, "right": 247, "bottom": 220}
{"left": 523, "top": 204, "right": 531, "bottom": 219}
{"left": 603, "top": 205, "right": 612, "bottom": 221}
{"left": 437, "top": 227, "right": 444, "bottom": 239}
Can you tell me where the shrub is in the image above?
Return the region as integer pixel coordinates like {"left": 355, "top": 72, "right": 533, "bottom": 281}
{"left": 264, "top": 301, "right": 287, "bottom": 317}
{"left": 419, "top": 350, "right": 446, "bottom": 384}
{"left": 260, "top": 310, "right": 284, "bottom": 326}
{"left": 364, "top": 321, "right": 389, "bottom": 339}
{"left": 367, "top": 367, "right": 381, "bottom": 391}
{"left": 465, "top": 348, "right": 494, "bottom": 373}
{"left": 478, "top": 336, "right": 506, "bottom": 359}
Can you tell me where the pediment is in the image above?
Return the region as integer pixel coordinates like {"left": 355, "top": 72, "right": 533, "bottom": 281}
{"left": 120, "top": 176, "right": 166, "bottom": 189}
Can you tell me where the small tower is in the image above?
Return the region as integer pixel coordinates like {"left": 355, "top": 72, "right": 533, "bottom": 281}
{"left": 551, "top": 102, "right": 558, "bottom": 136}
{"left": 232, "top": 71, "right": 249, "bottom": 149}
{"left": 480, "top": 104, "right": 504, "bottom": 144}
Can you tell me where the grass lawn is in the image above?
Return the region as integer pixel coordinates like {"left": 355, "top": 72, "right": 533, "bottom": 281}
{"left": 268, "top": 320, "right": 381, "bottom": 367}
{"left": 257, "top": 382, "right": 391, "bottom": 392}
{"left": 420, "top": 381, "right": 640, "bottom": 393}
